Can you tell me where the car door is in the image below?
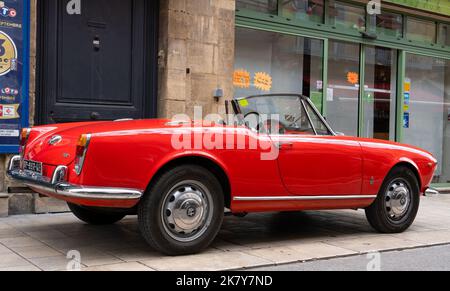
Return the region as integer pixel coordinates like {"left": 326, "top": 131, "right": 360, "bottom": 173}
{"left": 275, "top": 99, "right": 363, "bottom": 196}
{"left": 276, "top": 134, "right": 363, "bottom": 196}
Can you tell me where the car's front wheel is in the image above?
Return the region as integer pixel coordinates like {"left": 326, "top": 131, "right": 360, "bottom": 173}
{"left": 67, "top": 203, "right": 127, "bottom": 225}
{"left": 138, "top": 165, "right": 224, "bottom": 255}
{"left": 365, "top": 166, "right": 420, "bottom": 233}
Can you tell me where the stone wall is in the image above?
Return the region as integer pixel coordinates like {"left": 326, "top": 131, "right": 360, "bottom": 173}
{"left": 158, "top": 0, "right": 235, "bottom": 119}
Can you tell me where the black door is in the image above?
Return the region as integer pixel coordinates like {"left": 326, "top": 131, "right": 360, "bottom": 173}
{"left": 37, "top": 0, "right": 158, "bottom": 124}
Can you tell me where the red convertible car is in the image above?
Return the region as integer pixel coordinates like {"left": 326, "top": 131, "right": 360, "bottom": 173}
{"left": 8, "top": 94, "right": 437, "bottom": 255}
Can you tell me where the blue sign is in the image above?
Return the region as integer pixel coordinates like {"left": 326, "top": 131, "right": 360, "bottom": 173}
{"left": 404, "top": 93, "right": 410, "bottom": 105}
{"left": 403, "top": 112, "right": 410, "bottom": 129}
{"left": 0, "top": 0, "right": 29, "bottom": 153}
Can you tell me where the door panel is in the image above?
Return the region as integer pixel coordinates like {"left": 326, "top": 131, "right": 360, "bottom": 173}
{"left": 38, "top": 0, "right": 157, "bottom": 124}
{"left": 277, "top": 135, "right": 363, "bottom": 195}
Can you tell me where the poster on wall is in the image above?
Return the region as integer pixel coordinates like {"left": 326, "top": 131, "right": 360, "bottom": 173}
{"left": 0, "top": 0, "right": 29, "bottom": 153}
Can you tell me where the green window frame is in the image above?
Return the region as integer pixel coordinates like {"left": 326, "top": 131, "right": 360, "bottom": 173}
{"left": 235, "top": 0, "right": 450, "bottom": 188}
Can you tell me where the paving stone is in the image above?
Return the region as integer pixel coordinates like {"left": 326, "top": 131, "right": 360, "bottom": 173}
{"left": 0, "top": 193, "right": 8, "bottom": 217}
{"left": 0, "top": 265, "right": 41, "bottom": 271}
{"left": 0, "top": 253, "right": 32, "bottom": 268}
{"left": 29, "top": 255, "right": 84, "bottom": 271}
{"left": 0, "top": 236, "right": 43, "bottom": 248}
{"left": 8, "top": 194, "right": 34, "bottom": 215}
{"left": 140, "top": 251, "right": 271, "bottom": 271}
{"left": 0, "top": 243, "right": 12, "bottom": 254}
{"left": 67, "top": 247, "right": 124, "bottom": 267}
{"left": 325, "top": 235, "right": 422, "bottom": 253}
{"left": 83, "top": 262, "right": 154, "bottom": 271}
{"left": 11, "top": 244, "right": 62, "bottom": 259}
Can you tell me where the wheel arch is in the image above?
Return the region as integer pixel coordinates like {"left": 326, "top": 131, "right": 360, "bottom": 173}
{"left": 144, "top": 155, "right": 232, "bottom": 208}
{"left": 389, "top": 160, "right": 422, "bottom": 192}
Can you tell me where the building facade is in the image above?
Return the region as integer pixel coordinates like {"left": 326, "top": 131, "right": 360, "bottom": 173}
{"left": 0, "top": 0, "right": 449, "bottom": 215}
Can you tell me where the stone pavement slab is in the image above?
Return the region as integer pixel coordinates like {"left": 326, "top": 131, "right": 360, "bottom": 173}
{"left": 0, "top": 195, "right": 449, "bottom": 271}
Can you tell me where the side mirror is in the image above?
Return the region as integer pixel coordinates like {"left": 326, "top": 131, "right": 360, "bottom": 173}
{"left": 336, "top": 132, "right": 346, "bottom": 136}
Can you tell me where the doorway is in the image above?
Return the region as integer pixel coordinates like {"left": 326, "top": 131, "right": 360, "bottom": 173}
{"left": 36, "top": 0, "right": 158, "bottom": 124}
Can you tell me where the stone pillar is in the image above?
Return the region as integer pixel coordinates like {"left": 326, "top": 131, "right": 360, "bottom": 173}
{"left": 158, "top": 0, "right": 235, "bottom": 119}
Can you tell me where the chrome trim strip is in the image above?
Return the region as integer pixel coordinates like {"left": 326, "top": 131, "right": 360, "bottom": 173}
{"left": 233, "top": 195, "right": 377, "bottom": 201}
{"left": 424, "top": 188, "right": 440, "bottom": 197}
{"left": 51, "top": 166, "right": 68, "bottom": 184}
{"left": 7, "top": 167, "right": 143, "bottom": 201}
{"left": 8, "top": 155, "right": 21, "bottom": 171}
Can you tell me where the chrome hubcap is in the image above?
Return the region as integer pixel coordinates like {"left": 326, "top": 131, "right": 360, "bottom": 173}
{"left": 161, "top": 181, "right": 212, "bottom": 242}
{"left": 385, "top": 179, "right": 411, "bottom": 220}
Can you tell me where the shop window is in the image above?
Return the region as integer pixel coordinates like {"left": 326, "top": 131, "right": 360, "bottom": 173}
{"left": 438, "top": 23, "right": 450, "bottom": 47}
{"left": 328, "top": 0, "right": 366, "bottom": 32}
{"left": 406, "top": 17, "right": 436, "bottom": 43}
{"left": 376, "top": 11, "right": 403, "bottom": 38}
{"left": 326, "top": 40, "right": 360, "bottom": 136}
{"left": 362, "top": 46, "right": 397, "bottom": 141}
{"left": 281, "top": 0, "right": 324, "bottom": 23}
{"left": 234, "top": 27, "right": 324, "bottom": 110}
{"left": 403, "top": 55, "right": 450, "bottom": 183}
{"left": 236, "top": 0, "right": 278, "bottom": 14}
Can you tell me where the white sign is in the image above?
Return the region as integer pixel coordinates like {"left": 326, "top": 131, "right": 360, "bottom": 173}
{"left": 0, "top": 129, "right": 19, "bottom": 137}
{"left": 67, "top": 0, "right": 81, "bottom": 15}
{"left": 327, "top": 88, "right": 334, "bottom": 102}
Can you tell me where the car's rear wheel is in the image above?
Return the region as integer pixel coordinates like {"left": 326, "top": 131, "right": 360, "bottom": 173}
{"left": 138, "top": 165, "right": 224, "bottom": 255}
{"left": 365, "top": 166, "right": 420, "bottom": 233}
{"left": 67, "top": 203, "right": 126, "bottom": 225}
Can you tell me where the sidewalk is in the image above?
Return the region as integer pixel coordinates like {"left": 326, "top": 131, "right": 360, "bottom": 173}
{"left": 0, "top": 195, "right": 449, "bottom": 271}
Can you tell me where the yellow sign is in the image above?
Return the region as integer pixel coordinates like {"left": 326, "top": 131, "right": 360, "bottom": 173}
{"left": 347, "top": 72, "right": 359, "bottom": 85}
{"left": 238, "top": 99, "right": 249, "bottom": 108}
{"left": 404, "top": 82, "right": 411, "bottom": 93}
{"left": 254, "top": 72, "right": 272, "bottom": 92}
{"left": 0, "top": 103, "right": 19, "bottom": 119}
{"left": 233, "top": 69, "right": 251, "bottom": 89}
{"left": 0, "top": 31, "right": 17, "bottom": 76}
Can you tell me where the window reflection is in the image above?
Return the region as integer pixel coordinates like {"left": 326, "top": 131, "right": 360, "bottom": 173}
{"left": 376, "top": 11, "right": 403, "bottom": 38}
{"left": 439, "top": 24, "right": 450, "bottom": 46}
{"left": 328, "top": 0, "right": 366, "bottom": 32}
{"left": 406, "top": 17, "right": 436, "bottom": 43}
{"left": 281, "top": 0, "right": 324, "bottom": 23}
{"left": 234, "top": 27, "right": 324, "bottom": 106}
{"left": 236, "top": 0, "right": 278, "bottom": 14}
{"left": 404, "top": 55, "right": 450, "bottom": 183}
{"left": 326, "top": 40, "right": 360, "bottom": 136}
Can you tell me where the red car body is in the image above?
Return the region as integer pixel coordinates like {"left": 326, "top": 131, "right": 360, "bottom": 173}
{"left": 8, "top": 118, "right": 436, "bottom": 213}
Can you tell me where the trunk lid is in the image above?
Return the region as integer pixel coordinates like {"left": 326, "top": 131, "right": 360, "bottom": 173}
{"left": 24, "top": 119, "right": 172, "bottom": 166}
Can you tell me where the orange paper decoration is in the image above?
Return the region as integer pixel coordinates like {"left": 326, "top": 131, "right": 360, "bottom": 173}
{"left": 254, "top": 72, "right": 272, "bottom": 92}
{"left": 347, "top": 72, "right": 359, "bottom": 85}
{"left": 233, "top": 69, "right": 251, "bottom": 89}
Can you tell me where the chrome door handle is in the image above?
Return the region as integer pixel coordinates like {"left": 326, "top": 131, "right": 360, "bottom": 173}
{"left": 277, "top": 142, "right": 294, "bottom": 150}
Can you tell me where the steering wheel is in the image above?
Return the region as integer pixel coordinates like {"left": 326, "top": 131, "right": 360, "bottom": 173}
{"left": 260, "top": 119, "right": 286, "bottom": 135}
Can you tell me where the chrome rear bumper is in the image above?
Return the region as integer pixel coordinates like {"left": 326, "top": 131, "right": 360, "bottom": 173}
{"left": 7, "top": 155, "right": 143, "bottom": 204}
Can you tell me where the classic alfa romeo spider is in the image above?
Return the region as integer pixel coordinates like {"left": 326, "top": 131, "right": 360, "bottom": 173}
{"left": 8, "top": 94, "right": 437, "bottom": 255}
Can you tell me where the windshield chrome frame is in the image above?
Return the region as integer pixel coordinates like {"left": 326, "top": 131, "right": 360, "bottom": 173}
{"left": 233, "top": 94, "right": 336, "bottom": 136}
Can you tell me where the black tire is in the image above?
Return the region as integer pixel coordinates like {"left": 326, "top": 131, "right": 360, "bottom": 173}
{"left": 138, "top": 164, "right": 224, "bottom": 255}
{"left": 365, "top": 166, "right": 420, "bottom": 233}
{"left": 67, "top": 203, "right": 126, "bottom": 225}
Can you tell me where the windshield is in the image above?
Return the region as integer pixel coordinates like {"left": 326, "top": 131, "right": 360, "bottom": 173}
{"left": 234, "top": 94, "right": 333, "bottom": 136}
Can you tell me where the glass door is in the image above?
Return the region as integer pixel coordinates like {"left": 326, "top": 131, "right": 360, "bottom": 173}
{"left": 361, "top": 46, "right": 398, "bottom": 141}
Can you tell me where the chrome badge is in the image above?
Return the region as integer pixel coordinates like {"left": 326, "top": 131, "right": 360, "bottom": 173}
{"left": 48, "top": 135, "right": 62, "bottom": 145}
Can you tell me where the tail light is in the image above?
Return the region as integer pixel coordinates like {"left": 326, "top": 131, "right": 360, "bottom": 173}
{"left": 74, "top": 134, "right": 91, "bottom": 175}
{"left": 19, "top": 128, "right": 31, "bottom": 156}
